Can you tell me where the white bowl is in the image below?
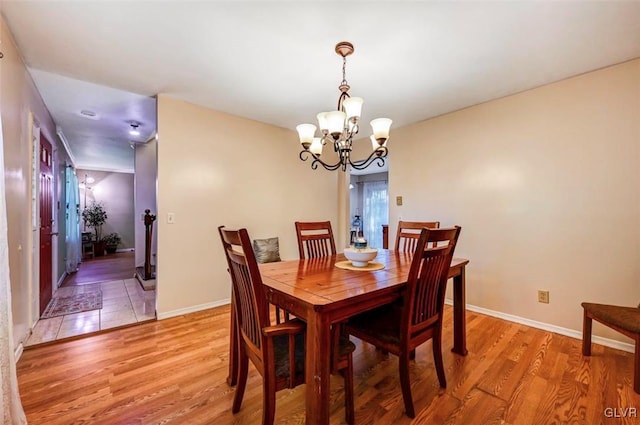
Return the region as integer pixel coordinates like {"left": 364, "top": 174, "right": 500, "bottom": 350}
{"left": 343, "top": 247, "right": 378, "bottom": 267}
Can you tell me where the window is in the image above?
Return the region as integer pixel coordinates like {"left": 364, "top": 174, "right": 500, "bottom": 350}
{"left": 362, "top": 181, "right": 388, "bottom": 248}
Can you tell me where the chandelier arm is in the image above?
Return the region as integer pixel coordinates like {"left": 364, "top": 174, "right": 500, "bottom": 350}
{"left": 349, "top": 147, "right": 388, "bottom": 170}
{"left": 346, "top": 123, "right": 359, "bottom": 139}
{"left": 299, "top": 149, "right": 348, "bottom": 171}
{"left": 350, "top": 155, "right": 386, "bottom": 171}
{"left": 337, "top": 91, "right": 350, "bottom": 111}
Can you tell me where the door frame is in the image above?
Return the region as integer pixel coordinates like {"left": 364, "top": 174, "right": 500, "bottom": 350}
{"left": 50, "top": 143, "right": 59, "bottom": 290}
{"left": 30, "top": 115, "right": 60, "bottom": 323}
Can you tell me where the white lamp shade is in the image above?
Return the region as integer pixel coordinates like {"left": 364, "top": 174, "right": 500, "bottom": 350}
{"left": 370, "top": 118, "right": 392, "bottom": 140}
{"left": 343, "top": 97, "right": 363, "bottom": 120}
{"left": 296, "top": 123, "right": 317, "bottom": 145}
{"left": 326, "top": 111, "right": 346, "bottom": 134}
{"left": 316, "top": 112, "right": 329, "bottom": 131}
{"left": 310, "top": 137, "right": 323, "bottom": 155}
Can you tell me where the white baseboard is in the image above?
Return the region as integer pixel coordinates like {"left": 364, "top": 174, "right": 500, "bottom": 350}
{"left": 14, "top": 343, "right": 24, "bottom": 362}
{"left": 445, "top": 299, "right": 635, "bottom": 354}
{"left": 116, "top": 248, "right": 134, "bottom": 253}
{"left": 57, "top": 271, "right": 67, "bottom": 288}
{"left": 156, "top": 298, "right": 231, "bottom": 320}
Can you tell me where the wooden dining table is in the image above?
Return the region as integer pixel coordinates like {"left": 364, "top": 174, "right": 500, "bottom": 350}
{"left": 227, "top": 249, "right": 469, "bottom": 425}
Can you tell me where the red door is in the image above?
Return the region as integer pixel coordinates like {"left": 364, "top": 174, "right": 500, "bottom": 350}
{"left": 39, "top": 134, "right": 54, "bottom": 315}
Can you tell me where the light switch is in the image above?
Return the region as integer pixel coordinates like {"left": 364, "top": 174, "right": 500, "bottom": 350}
{"left": 396, "top": 196, "right": 403, "bottom": 206}
{"left": 167, "top": 212, "right": 175, "bottom": 224}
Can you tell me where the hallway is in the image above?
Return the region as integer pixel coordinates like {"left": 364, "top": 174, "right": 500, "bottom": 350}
{"left": 62, "top": 251, "right": 135, "bottom": 286}
{"left": 26, "top": 251, "right": 156, "bottom": 347}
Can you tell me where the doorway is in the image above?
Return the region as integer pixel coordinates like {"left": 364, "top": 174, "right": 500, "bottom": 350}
{"left": 27, "top": 164, "right": 157, "bottom": 346}
{"left": 349, "top": 171, "right": 389, "bottom": 248}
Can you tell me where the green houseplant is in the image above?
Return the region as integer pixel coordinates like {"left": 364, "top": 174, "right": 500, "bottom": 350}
{"left": 82, "top": 201, "right": 108, "bottom": 256}
{"left": 102, "top": 232, "right": 121, "bottom": 254}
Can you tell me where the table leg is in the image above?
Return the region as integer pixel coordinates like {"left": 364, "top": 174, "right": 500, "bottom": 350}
{"left": 452, "top": 266, "right": 468, "bottom": 355}
{"left": 305, "top": 311, "right": 332, "bottom": 425}
{"left": 227, "top": 294, "right": 238, "bottom": 386}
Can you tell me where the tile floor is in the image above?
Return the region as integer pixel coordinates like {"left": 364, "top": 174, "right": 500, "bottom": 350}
{"left": 25, "top": 278, "right": 156, "bottom": 346}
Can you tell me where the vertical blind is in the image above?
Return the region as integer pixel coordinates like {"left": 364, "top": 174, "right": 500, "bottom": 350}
{"left": 362, "top": 181, "right": 388, "bottom": 248}
{"left": 65, "top": 168, "right": 81, "bottom": 273}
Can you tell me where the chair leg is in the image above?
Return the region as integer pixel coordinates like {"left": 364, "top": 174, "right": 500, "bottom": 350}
{"left": 398, "top": 351, "right": 415, "bottom": 418}
{"left": 262, "top": 366, "right": 277, "bottom": 425}
{"left": 232, "top": 348, "right": 249, "bottom": 413}
{"left": 433, "top": 331, "right": 447, "bottom": 388}
{"left": 582, "top": 311, "right": 592, "bottom": 356}
{"left": 342, "top": 354, "right": 355, "bottom": 425}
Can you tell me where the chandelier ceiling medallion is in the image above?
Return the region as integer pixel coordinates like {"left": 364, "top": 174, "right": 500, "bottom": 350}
{"left": 296, "top": 41, "right": 392, "bottom": 172}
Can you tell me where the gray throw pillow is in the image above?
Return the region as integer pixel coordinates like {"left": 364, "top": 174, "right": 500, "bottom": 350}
{"left": 253, "top": 237, "right": 281, "bottom": 264}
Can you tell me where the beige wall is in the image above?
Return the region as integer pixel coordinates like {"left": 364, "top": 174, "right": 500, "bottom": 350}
{"left": 78, "top": 169, "right": 135, "bottom": 249}
{"left": 134, "top": 138, "right": 157, "bottom": 267}
{"left": 156, "top": 96, "right": 338, "bottom": 317}
{"left": 1, "top": 15, "right": 60, "bottom": 346}
{"left": 389, "top": 59, "right": 640, "bottom": 343}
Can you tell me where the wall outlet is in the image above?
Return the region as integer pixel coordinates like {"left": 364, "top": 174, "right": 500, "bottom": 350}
{"left": 538, "top": 290, "right": 550, "bottom": 304}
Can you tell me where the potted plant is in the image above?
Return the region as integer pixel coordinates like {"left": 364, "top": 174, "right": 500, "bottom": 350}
{"left": 82, "top": 201, "right": 108, "bottom": 256}
{"left": 102, "top": 232, "right": 121, "bottom": 254}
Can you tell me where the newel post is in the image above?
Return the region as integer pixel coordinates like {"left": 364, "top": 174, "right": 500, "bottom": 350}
{"left": 144, "top": 209, "right": 157, "bottom": 280}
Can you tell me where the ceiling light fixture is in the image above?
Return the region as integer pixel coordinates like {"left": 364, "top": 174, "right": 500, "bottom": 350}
{"left": 78, "top": 109, "right": 99, "bottom": 121}
{"left": 297, "top": 41, "right": 392, "bottom": 172}
{"left": 129, "top": 122, "right": 141, "bottom": 136}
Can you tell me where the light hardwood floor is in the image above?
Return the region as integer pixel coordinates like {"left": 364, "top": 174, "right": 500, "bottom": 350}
{"left": 17, "top": 305, "right": 639, "bottom": 424}
{"left": 62, "top": 251, "right": 136, "bottom": 286}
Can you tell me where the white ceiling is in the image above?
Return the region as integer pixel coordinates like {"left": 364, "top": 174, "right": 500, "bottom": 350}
{"left": 29, "top": 69, "right": 156, "bottom": 172}
{"left": 3, "top": 1, "right": 640, "bottom": 173}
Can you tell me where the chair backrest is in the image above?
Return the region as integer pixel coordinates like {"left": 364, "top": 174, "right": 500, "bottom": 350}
{"left": 218, "top": 226, "right": 270, "bottom": 353}
{"left": 295, "top": 221, "right": 337, "bottom": 259}
{"left": 394, "top": 220, "right": 440, "bottom": 252}
{"left": 401, "top": 226, "right": 461, "bottom": 345}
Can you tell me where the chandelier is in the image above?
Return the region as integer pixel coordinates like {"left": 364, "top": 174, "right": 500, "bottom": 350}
{"left": 296, "top": 42, "right": 392, "bottom": 172}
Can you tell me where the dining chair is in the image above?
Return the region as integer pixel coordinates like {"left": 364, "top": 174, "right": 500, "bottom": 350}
{"left": 395, "top": 220, "right": 440, "bottom": 252}
{"left": 218, "top": 226, "right": 356, "bottom": 424}
{"left": 295, "top": 221, "right": 337, "bottom": 259}
{"left": 581, "top": 302, "right": 640, "bottom": 394}
{"left": 347, "top": 226, "right": 461, "bottom": 418}
{"left": 294, "top": 220, "right": 356, "bottom": 422}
